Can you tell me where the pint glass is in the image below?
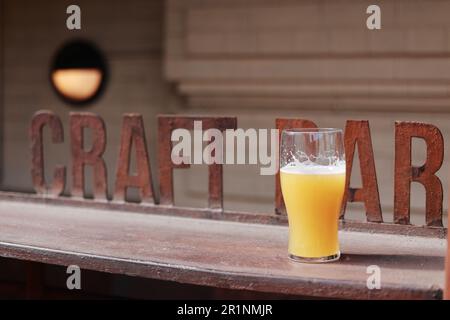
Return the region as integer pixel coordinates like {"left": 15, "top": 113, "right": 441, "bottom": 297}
{"left": 280, "top": 128, "right": 346, "bottom": 263}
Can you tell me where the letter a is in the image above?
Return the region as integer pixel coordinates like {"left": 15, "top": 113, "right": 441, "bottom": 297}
{"left": 366, "top": 265, "right": 381, "bottom": 290}
{"left": 366, "top": 5, "right": 381, "bottom": 30}
{"left": 66, "top": 265, "right": 81, "bottom": 290}
{"left": 66, "top": 5, "right": 81, "bottom": 30}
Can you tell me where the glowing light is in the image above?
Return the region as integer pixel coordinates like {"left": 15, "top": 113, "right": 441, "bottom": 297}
{"left": 51, "top": 68, "right": 103, "bottom": 102}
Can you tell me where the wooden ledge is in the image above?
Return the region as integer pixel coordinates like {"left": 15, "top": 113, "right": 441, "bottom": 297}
{"left": 0, "top": 197, "right": 445, "bottom": 299}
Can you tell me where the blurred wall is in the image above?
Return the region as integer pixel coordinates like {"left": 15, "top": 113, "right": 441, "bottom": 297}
{"left": 0, "top": 0, "right": 180, "bottom": 198}
{"left": 0, "top": 0, "right": 449, "bottom": 225}
{"left": 165, "top": 0, "right": 450, "bottom": 224}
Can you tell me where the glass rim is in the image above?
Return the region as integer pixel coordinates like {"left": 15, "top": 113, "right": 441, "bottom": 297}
{"left": 282, "top": 128, "right": 343, "bottom": 135}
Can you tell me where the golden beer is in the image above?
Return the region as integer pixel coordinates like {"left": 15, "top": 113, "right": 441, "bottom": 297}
{"left": 281, "top": 163, "right": 345, "bottom": 260}
{"left": 280, "top": 128, "right": 345, "bottom": 263}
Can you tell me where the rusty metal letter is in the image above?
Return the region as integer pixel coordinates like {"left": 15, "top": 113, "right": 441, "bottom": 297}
{"left": 394, "top": 122, "right": 443, "bottom": 226}
{"left": 114, "top": 114, "right": 155, "bottom": 203}
{"left": 158, "top": 116, "right": 237, "bottom": 209}
{"left": 275, "top": 118, "right": 317, "bottom": 215}
{"left": 70, "top": 112, "right": 108, "bottom": 200}
{"left": 341, "top": 120, "right": 383, "bottom": 222}
{"left": 30, "top": 110, "right": 66, "bottom": 196}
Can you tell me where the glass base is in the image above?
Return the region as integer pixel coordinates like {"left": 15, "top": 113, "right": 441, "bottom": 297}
{"left": 288, "top": 251, "right": 340, "bottom": 263}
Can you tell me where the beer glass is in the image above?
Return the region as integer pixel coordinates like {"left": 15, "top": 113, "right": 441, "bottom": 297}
{"left": 280, "top": 128, "right": 345, "bottom": 263}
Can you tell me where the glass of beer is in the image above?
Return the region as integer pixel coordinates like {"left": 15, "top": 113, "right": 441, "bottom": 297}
{"left": 280, "top": 128, "right": 345, "bottom": 263}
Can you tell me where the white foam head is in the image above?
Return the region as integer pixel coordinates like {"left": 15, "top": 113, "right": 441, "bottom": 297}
{"left": 281, "top": 161, "right": 346, "bottom": 175}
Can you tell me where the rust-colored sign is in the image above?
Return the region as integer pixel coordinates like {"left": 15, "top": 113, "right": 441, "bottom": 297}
{"left": 341, "top": 120, "right": 383, "bottom": 223}
{"left": 29, "top": 111, "right": 446, "bottom": 228}
{"left": 158, "top": 115, "right": 237, "bottom": 210}
{"left": 70, "top": 112, "right": 108, "bottom": 200}
{"left": 30, "top": 110, "right": 65, "bottom": 197}
{"left": 115, "top": 114, "right": 155, "bottom": 204}
{"left": 394, "top": 122, "right": 443, "bottom": 227}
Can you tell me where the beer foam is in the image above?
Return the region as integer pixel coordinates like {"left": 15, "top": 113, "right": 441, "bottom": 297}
{"left": 280, "top": 161, "right": 346, "bottom": 175}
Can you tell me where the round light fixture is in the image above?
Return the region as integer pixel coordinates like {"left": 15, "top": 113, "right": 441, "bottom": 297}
{"left": 50, "top": 40, "right": 107, "bottom": 105}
